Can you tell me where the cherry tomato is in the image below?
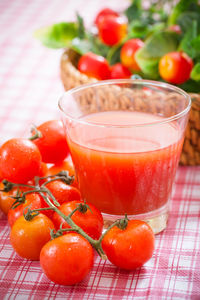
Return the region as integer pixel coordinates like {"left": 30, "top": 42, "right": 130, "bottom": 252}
{"left": 40, "top": 233, "right": 94, "bottom": 285}
{"left": 52, "top": 200, "right": 103, "bottom": 240}
{"left": 78, "top": 52, "right": 110, "bottom": 80}
{"left": 0, "top": 182, "right": 28, "bottom": 215}
{"left": 110, "top": 63, "right": 131, "bottom": 79}
{"left": 10, "top": 214, "right": 55, "bottom": 260}
{"left": 94, "top": 8, "right": 119, "bottom": 26}
{"left": 159, "top": 51, "right": 193, "bottom": 84}
{"left": 0, "top": 138, "right": 42, "bottom": 184}
{"left": 45, "top": 180, "right": 81, "bottom": 205}
{"left": 0, "top": 170, "right": 3, "bottom": 181}
{"left": 47, "top": 159, "right": 78, "bottom": 188}
{"left": 38, "top": 162, "right": 48, "bottom": 177}
{"left": 47, "top": 159, "right": 75, "bottom": 177}
{"left": 120, "top": 38, "right": 144, "bottom": 71}
{"left": 98, "top": 15, "right": 127, "bottom": 46}
{"left": 32, "top": 120, "right": 69, "bottom": 164}
{"left": 0, "top": 190, "right": 15, "bottom": 215}
{"left": 102, "top": 220, "right": 155, "bottom": 270}
{"left": 8, "top": 192, "right": 43, "bottom": 227}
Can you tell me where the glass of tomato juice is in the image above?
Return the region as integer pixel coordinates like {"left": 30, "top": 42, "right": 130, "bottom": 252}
{"left": 59, "top": 79, "right": 191, "bottom": 234}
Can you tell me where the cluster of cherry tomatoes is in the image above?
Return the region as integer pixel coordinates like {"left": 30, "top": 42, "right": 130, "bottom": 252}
{"left": 78, "top": 7, "right": 193, "bottom": 85}
{"left": 0, "top": 119, "right": 155, "bottom": 285}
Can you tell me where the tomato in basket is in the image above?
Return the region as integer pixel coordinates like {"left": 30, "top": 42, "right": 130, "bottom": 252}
{"left": 78, "top": 52, "right": 110, "bottom": 80}
{"left": 94, "top": 8, "right": 119, "bottom": 26}
{"left": 120, "top": 38, "right": 144, "bottom": 71}
{"left": 98, "top": 15, "right": 127, "bottom": 46}
{"left": 110, "top": 63, "right": 131, "bottom": 79}
{"left": 159, "top": 51, "right": 193, "bottom": 84}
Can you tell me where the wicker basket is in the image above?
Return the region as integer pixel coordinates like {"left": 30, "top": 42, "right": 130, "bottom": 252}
{"left": 60, "top": 50, "right": 200, "bottom": 166}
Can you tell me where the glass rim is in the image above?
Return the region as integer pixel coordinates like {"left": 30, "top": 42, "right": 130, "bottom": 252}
{"left": 58, "top": 79, "right": 191, "bottom": 128}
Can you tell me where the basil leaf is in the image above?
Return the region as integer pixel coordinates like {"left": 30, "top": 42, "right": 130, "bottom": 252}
{"left": 34, "top": 22, "right": 78, "bottom": 49}
{"left": 135, "top": 31, "right": 179, "bottom": 78}
{"left": 191, "top": 63, "right": 200, "bottom": 81}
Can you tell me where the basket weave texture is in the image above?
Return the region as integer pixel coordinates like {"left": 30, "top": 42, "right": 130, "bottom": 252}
{"left": 60, "top": 50, "right": 200, "bottom": 166}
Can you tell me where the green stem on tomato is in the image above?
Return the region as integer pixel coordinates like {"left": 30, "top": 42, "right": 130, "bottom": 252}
{"left": 39, "top": 192, "right": 108, "bottom": 259}
{"left": 42, "top": 175, "right": 74, "bottom": 187}
{"left": 30, "top": 207, "right": 54, "bottom": 212}
{"left": 28, "top": 125, "right": 42, "bottom": 141}
{"left": 1, "top": 180, "right": 36, "bottom": 192}
{"left": 2, "top": 178, "right": 123, "bottom": 260}
{"left": 40, "top": 187, "right": 60, "bottom": 207}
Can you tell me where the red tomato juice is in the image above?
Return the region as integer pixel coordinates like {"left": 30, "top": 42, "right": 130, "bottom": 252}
{"left": 67, "top": 111, "right": 183, "bottom": 216}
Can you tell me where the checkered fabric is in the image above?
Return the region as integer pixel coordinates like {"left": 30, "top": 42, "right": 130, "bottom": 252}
{"left": 0, "top": 1, "right": 200, "bottom": 299}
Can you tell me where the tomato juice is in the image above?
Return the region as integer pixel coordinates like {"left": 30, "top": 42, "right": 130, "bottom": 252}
{"left": 67, "top": 111, "right": 183, "bottom": 216}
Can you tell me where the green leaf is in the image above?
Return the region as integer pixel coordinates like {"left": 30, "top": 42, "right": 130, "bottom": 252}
{"left": 88, "top": 34, "right": 110, "bottom": 57}
{"left": 136, "top": 56, "right": 159, "bottom": 79}
{"left": 191, "top": 63, "right": 200, "bottom": 81}
{"left": 135, "top": 31, "right": 179, "bottom": 78}
{"left": 179, "top": 21, "right": 199, "bottom": 59}
{"left": 124, "top": 0, "right": 142, "bottom": 22}
{"left": 76, "top": 13, "right": 85, "bottom": 39}
{"left": 128, "top": 20, "right": 148, "bottom": 39}
{"left": 191, "top": 36, "right": 200, "bottom": 56}
{"left": 71, "top": 38, "right": 91, "bottom": 55}
{"left": 71, "top": 35, "right": 110, "bottom": 57}
{"left": 168, "top": 0, "right": 198, "bottom": 25}
{"left": 128, "top": 20, "right": 165, "bottom": 40}
{"left": 34, "top": 22, "right": 78, "bottom": 48}
{"left": 107, "top": 43, "right": 123, "bottom": 66}
{"left": 177, "top": 11, "right": 200, "bottom": 33}
{"left": 178, "top": 79, "right": 200, "bottom": 92}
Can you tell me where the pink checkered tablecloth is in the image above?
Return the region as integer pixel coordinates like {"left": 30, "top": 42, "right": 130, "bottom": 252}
{"left": 0, "top": 0, "right": 200, "bottom": 299}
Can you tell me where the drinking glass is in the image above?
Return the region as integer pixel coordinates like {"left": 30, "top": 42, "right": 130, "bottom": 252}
{"left": 59, "top": 79, "right": 191, "bottom": 234}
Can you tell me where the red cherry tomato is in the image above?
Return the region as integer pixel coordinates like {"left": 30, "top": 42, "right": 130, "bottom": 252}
{"left": 98, "top": 15, "right": 127, "bottom": 46}
{"left": 52, "top": 200, "right": 103, "bottom": 240}
{"left": 45, "top": 180, "right": 81, "bottom": 205}
{"left": 78, "top": 52, "right": 110, "bottom": 80}
{"left": 0, "top": 138, "right": 42, "bottom": 184}
{"left": 40, "top": 233, "right": 94, "bottom": 285}
{"left": 159, "top": 51, "right": 193, "bottom": 84}
{"left": 38, "top": 162, "right": 48, "bottom": 177}
{"left": 102, "top": 219, "right": 155, "bottom": 270}
{"left": 120, "top": 38, "right": 144, "bottom": 71}
{"left": 47, "top": 159, "right": 75, "bottom": 177}
{"left": 94, "top": 8, "right": 119, "bottom": 26}
{"left": 0, "top": 182, "right": 26, "bottom": 215}
{"left": 110, "top": 63, "right": 131, "bottom": 79}
{"left": 10, "top": 214, "right": 55, "bottom": 260}
{"left": 32, "top": 120, "right": 69, "bottom": 164}
{"left": 47, "top": 159, "right": 78, "bottom": 188}
{"left": 0, "top": 189, "right": 15, "bottom": 215}
{"left": 8, "top": 192, "right": 43, "bottom": 227}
